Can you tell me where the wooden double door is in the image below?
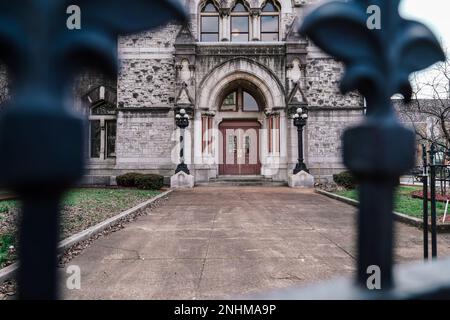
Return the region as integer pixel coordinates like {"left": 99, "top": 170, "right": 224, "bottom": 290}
{"left": 219, "top": 120, "right": 261, "bottom": 176}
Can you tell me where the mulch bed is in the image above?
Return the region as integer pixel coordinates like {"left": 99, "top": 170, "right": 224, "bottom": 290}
{"left": 411, "top": 190, "right": 450, "bottom": 202}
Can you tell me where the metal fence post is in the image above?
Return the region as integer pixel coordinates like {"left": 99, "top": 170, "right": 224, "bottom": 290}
{"left": 422, "top": 144, "right": 429, "bottom": 260}
{"left": 430, "top": 144, "right": 438, "bottom": 258}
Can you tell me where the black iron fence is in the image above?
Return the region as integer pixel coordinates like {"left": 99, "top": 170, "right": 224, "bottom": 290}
{"left": 414, "top": 143, "right": 450, "bottom": 260}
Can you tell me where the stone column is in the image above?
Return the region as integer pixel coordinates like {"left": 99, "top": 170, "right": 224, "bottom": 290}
{"left": 251, "top": 9, "right": 261, "bottom": 41}
{"left": 193, "top": 110, "right": 203, "bottom": 165}
{"left": 280, "top": 111, "right": 287, "bottom": 161}
{"left": 220, "top": 9, "right": 230, "bottom": 41}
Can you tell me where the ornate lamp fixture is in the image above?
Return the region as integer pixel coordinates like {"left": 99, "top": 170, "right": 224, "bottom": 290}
{"left": 293, "top": 107, "right": 309, "bottom": 174}
{"left": 175, "top": 108, "right": 190, "bottom": 174}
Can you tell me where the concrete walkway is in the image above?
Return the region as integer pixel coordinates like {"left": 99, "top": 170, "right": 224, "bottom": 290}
{"left": 60, "top": 187, "right": 450, "bottom": 299}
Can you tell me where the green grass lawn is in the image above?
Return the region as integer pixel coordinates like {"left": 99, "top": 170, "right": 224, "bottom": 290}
{"left": 0, "top": 188, "right": 161, "bottom": 268}
{"left": 335, "top": 186, "right": 445, "bottom": 219}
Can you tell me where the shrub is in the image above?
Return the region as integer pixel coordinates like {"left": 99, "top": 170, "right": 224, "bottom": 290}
{"left": 135, "top": 174, "right": 164, "bottom": 190}
{"left": 333, "top": 171, "right": 357, "bottom": 189}
{"left": 116, "top": 173, "right": 143, "bottom": 187}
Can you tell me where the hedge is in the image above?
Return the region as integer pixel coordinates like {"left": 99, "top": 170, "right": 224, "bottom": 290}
{"left": 135, "top": 174, "right": 164, "bottom": 190}
{"left": 116, "top": 173, "right": 164, "bottom": 190}
{"left": 333, "top": 171, "right": 357, "bottom": 189}
{"left": 116, "top": 173, "right": 142, "bottom": 187}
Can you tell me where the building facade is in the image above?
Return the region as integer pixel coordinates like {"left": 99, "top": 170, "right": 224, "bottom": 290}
{"left": 0, "top": 0, "right": 365, "bottom": 185}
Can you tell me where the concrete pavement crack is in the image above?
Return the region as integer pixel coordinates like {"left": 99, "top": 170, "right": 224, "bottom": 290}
{"left": 196, "top": 207, "right": 221, "bottom": 296}
{"left": 293, "top": 213, "right": 356, "bottom": 261}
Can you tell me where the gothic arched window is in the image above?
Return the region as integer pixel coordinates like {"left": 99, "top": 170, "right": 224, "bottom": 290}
{"left": 200, "top": 1, "right": 219, "bottom": 42}
{"left": 261, "top": 1, "right": 280, "bottom": 41}
{"left": 231, "top": 1, "right": 249, "bottom": 42}
{"left": 86, "top": 86, "right": 117, "bottom": 160}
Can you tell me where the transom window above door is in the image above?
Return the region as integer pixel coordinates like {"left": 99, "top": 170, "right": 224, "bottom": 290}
{"left": 220, "top": 87, "right": 261, "bottom": 112}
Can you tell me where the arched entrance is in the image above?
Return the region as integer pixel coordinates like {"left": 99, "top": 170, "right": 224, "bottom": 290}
{"left": 216, "top": 79, "right": 264, "bottom": 176}
{"left": 194, "top": 57, "right": 287, "bottom": 181}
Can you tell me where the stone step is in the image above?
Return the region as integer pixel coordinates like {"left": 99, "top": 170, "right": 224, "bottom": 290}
{"left": 196, "top": 177, "right": 287, "bottom": 187}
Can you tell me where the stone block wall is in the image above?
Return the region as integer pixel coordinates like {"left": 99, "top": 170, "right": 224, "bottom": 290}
{"left": 305, "top": 58, "right": 362, "bottom": 108}
{"left": 118, "top": 59, "right": 177, "bottom": 108}
{"left": 115, "top": 111, "right": 177, "bottom": 176}
{"left": 118, "top": 24, "right": 181, "bottom": 109}
{"left": 305, "top": 109, "right": 364, "bottom": 182}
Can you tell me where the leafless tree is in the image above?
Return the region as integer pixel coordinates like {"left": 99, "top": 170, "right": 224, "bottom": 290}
{"left": 398, "top": 51, "right": 450, "bottom": 155}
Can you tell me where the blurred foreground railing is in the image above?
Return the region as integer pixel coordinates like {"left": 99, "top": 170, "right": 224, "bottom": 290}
{"left": 0, "top": 0, "right": 187, "bottom": 299}
{"left": 0, "top": 0, "right": 450, "bottom": 300}
{"left": 298, "top": 0, "right": 449, "bottom": 298}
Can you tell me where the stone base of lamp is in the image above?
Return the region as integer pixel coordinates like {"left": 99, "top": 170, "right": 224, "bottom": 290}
{"left": 175, "top": 162, "right": 190, "bottom": 175}
{"left": 288, "top": 170, "right": 315, "bottom": 188}
{"left": 170, "top": 171, "right": 195, "bottom": 189}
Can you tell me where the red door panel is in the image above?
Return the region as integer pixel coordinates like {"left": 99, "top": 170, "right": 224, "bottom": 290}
{"left": 219, "top": 120, "right": 261, "bottom": 176}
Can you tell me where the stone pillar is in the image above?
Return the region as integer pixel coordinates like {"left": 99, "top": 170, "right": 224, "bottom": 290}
{"left": 251, "top": 9, "right": 261, "bottom": 41}
{"left": 220, "top": 9, "right": 230, "bottom": 41}
{"left": 280, "top": 110, "right": 287, "bottom": 161}
{"left": 194, "top": 111, "right": 203, "bottom": 165}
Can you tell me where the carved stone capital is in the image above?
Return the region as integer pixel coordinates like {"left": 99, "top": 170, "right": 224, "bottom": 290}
{"left": 219, "top": 8, "right": 231, "bottom": 17}
{"left": 250, "top": 8, "right": 261, "bottom": 17}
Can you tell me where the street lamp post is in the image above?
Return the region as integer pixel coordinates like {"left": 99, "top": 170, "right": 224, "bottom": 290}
{"left": 293, "top": 107, "right": 309, "bottom": 174}
{"left": 175, "top": 108, "right": 190, "bottom": 174}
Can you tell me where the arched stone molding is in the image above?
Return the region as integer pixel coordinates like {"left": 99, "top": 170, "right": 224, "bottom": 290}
{"left": 191, "top": 0, "right": 291, "bottom": 15}
{"left": 83, "top": 85, "right": 117, "bottom": 107}
{"left": 197, "top": 57, "right": 285, "bottom": 112}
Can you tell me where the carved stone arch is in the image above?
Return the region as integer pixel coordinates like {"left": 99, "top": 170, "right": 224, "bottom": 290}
{"left": 192, "top": 0, "right": 289, "bottom": 13}
{"left": 83, "top": 85, "right": 117, "bottom": 106}
{"left": 231, "top": 0, "right": 252, "bottom": 10}
{"left": 260, "top": 0, "right": 281, "bottom": 10}
{"left": 198, "top": 57, "right": 285, "bottom": 112}
{"left": 198, "top": 0, "right": 220, "bottom": 11}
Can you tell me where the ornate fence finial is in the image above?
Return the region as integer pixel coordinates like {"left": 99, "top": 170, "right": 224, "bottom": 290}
{"left": 0, "top": 0, "right": 187, "bottom": 299}
{"left": 300, "top": 0, "right": 445, "bottom": 290}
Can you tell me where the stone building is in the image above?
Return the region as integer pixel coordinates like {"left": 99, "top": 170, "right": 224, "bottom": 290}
{"left": 0, "top": 0, "right": 365, "bottom": 185}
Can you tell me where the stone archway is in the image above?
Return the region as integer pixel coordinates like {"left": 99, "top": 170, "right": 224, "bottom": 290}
{"left": 194, "top": 58, "right": 287, "bottom": 181}
{"left": 197, "top": 57, "right": 285, "bottom": 112}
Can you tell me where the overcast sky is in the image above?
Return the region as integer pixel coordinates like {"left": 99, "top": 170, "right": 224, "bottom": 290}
{"left": 401, "top": 0, "right": 450, "bottom": 49}
{"left": 400, "top": 0, "right": 450, "bottom": 97}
